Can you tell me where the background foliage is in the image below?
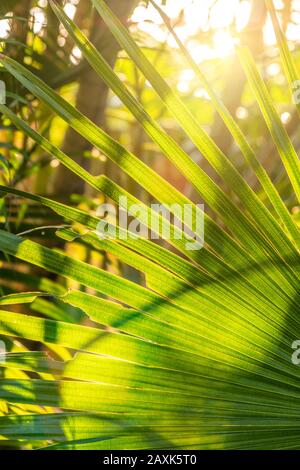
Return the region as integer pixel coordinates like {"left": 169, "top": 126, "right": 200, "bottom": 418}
{"left": 0, "top": 0, "right": 299, "bottom": 450}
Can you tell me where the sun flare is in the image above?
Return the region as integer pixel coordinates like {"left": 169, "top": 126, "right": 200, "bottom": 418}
{"left": 131, "top": 0, "right": 252, "bottom": 61}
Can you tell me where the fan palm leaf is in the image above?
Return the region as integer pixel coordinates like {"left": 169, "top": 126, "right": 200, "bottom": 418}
{"left": 0, "top": 0, "right": 299, "bottom": 450}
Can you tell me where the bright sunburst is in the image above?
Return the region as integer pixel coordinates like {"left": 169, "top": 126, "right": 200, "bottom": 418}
{"left": 131, "top": 0, "right": 300, "bottom": 62}
{"left": 131, "top": 0, "right": 252, "bottom": 60}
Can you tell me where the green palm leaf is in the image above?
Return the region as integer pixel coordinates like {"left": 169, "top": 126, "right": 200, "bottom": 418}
{"left": 0, "top": 0, "right": 299, "bottom": 450}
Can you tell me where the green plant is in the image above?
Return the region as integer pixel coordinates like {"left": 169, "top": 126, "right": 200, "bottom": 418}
{"left": 0, "top": 0, "right": 299, "bottom": 449}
